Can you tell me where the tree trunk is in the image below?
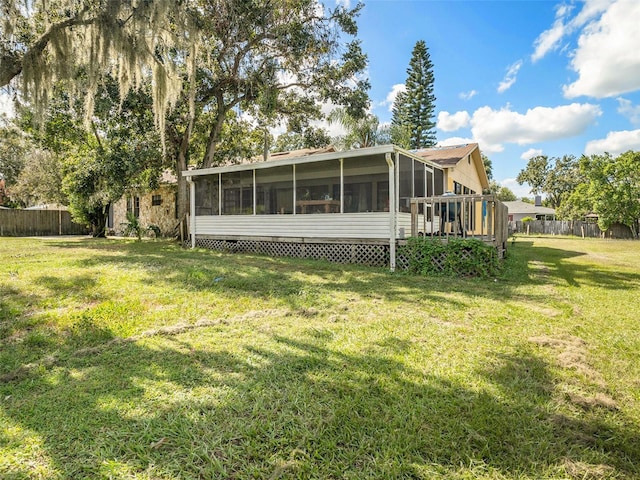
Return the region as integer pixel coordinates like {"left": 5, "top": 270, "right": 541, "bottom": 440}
{"left": 174, "top": 130, "right": 191, "bottom": 223}
{"left": 91, "top": 210, "right": 108, "bottom": 238}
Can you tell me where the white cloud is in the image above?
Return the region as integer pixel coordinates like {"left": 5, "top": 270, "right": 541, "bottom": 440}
{"left": 617, "top": 97, "right": 640, "bottom": 125}
{"left": 584, "top": 129, "right": 640, "bottom": 155}
{"left": 437, "top": 137, "right": 476, "bottom": 148}
{"left": 563, "top": 1, "right": 640, "bottom": 98}
{"left": 437, "top": 110, "right": 470, "bottom": 132}
{"left": 336, "top": 0, "right": 351, "bottom": 7}
{"left": 521, "top": 148, "right": 543, "bottom": 160}
{"left": 459, "top": 90, "right": 478, "bottom": 101}
{"left": 379, "top": 83, "right": 406, "bottom": 112}
{"left": 531, "top": 0, "right": 612, "bottom": 63}
{"left": 470, "top": 103, "right": 602, "bottom": 152}
{"left": 497, "top": 60, "right": 523, "bottom": 93}
{"left": 500, "top": 178, "right": 533, "bottom": 199}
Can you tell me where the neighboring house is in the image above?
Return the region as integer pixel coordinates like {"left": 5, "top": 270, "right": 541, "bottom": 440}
{"left": 504, "top": 200, "right": 556, "bottom": 222}
{"left": 183, "top": 144, "right": 504, "bottom": 270}
{"left": 109, "top": 170, "right": 178, "bottom": 237}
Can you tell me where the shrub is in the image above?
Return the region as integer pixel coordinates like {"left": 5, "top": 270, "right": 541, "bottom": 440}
{"left": 400, "top": 237, "right": 501, "bottom": 277}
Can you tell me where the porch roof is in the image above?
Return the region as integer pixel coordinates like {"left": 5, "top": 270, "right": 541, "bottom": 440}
{"left": 183, "top": 145, "right": 441, "bottom": 178}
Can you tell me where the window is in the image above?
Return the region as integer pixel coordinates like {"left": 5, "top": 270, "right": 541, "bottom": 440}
{"left": 256, "top": 166, "right": 293, "bottom": 214}
{"left": 221, "top": 171, "right": 253, "bottom": 215}
{"left": 296, "top": 160, "right": 340, "bottom": 214}
{"left": 126, "top": 195, "right": 140, "bottom": 218}
{"left": 343, "top": 155, "right": 388, "bottom": 212}
{"left": 195, "top": 175, "right": 219, "bottom": 215}
{"left": 152, "top": 194, "right": 162, "bottom": 206}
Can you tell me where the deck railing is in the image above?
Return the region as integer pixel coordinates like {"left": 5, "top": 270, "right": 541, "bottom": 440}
{"left": 409, "top": 195, "right": 509, "bottom": 255}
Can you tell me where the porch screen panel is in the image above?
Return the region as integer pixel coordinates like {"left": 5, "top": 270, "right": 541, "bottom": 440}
{"left": 255, "top": 166, "right": 293, "bottom": 214}
{"left": 295, "top": 160, "right": 340, "bottom": 214}
{"left": 343, "top": 155, "right": 388, "bottom": 213}
{"left": 414, "top": 160, "right": 425, "bottom": 197}
{"left": 195, "top": 174, "right": 219, "bottom": 216}
{"left": 221, "top": 170, "right": 253, "bottom": 215}
{"left": 434, "top": 168, "right": 444, "bottom": 195}
{"left": 398, "top": 155, "right": 413, "bottom": 212}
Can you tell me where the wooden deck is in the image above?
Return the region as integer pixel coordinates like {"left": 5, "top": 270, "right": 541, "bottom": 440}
{"left": 409, "top": 195, "right": 509, "bottom": 256}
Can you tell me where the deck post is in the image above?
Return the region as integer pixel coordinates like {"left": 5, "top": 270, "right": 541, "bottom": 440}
{"left": 386, "top": 153, "right": 396, "bottom": 271}
{"left": 410, "top": 200, "right": 418, "bottom": 238}
{"left": 187, "top": 176, "right": 196, "bottom": 248}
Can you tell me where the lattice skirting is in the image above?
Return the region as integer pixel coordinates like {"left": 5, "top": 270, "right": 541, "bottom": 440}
{"left": 189, "top": 237, "right": 501, "bottom": 272}
{"left": 193, "top": 237, "right": 391, "bottom": 267}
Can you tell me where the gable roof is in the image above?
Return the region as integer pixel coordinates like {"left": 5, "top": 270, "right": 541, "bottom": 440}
{"left": 413, "top": 143, "right": 489, "bottom": 190}
{"left": 413, "top": 143, "right": 478, "bottom": 167}
{"left": 503, "top": 200, "right": 556, "bottom": 215}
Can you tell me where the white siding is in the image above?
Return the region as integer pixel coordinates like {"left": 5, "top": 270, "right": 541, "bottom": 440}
{"left": 396, "top": 213, "right": 441, "bottom": 237}
{"left": 195, "top": 212, "right": 392, "bottom": 240}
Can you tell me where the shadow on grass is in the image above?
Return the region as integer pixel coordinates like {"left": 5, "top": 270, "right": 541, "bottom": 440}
{"left": 1, "top": 325, "right": 638, "bottom": 478}
{"left": 4, "top": 237, "right": 639, "bottom": 381}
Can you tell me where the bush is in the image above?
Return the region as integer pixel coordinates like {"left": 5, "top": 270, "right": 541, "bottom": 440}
{"left": 400, "top": 237, "right": 501, "bottom": 277}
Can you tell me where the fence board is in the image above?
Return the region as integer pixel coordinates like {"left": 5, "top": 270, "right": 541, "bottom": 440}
{"left": 509, "top": 220, "right": 635, "bottom": 239}
{"left": 0, "top": 209, "right": 87, "bottom": 237}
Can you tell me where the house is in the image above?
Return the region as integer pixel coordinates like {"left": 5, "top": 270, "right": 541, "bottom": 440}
{"left": 108, "top": 170, "right": 178, "bottom": 236}
{"left": 183, "top": 144, "right": 505, "bottom": 270}
{"left": 504, "top": 199, "right": 556, "bottom": 222}
{"left": 414, "top": 143, "right": 489, "bottom": 196}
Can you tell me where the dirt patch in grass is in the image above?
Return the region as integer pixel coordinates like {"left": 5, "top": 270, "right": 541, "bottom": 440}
{"left": 562, "top": 459, "right": 617, "bottom": 480}
{"left": 529, "top": 335, "right": 605, "bottom": 385}
{"left": 529, "top": 334, "right": 617, "bottom": 412}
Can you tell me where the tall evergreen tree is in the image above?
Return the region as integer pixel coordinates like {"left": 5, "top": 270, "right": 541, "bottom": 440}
{"left": 391, "top": 40, "right": 436, "bottom": 149}
{"left": 390, "top": 90, "right": 411, "bottom": 148}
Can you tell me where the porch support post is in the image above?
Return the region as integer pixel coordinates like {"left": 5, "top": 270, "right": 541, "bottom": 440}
{"left": 187, "top": 176, "right": 196, "bottom": 248}
{"left": 386, "top": 152, "right": 396, "bottom": 272}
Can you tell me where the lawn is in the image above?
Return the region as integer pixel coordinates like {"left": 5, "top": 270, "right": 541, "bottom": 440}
{"left": 1, "top": 236, "right": 639, "bottom": 479}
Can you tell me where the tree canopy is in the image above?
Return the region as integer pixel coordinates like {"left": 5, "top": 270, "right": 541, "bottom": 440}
{"left": 516, "top": 154, "right": 583, "bottom": 209}
{"left": 391, "top": 40, "right": 436, "bottom": 149}
{"left": 2, "top": 0, "right": 370, "bottom": 220}
{"left": 563, "top": 151, "right": 640, "bottom": 236}
{"left": 328, "top": 108, "right": 389, "bottom": 150}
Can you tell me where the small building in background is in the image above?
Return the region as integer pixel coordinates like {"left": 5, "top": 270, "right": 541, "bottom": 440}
{"left": 504, "top": 199, "right": 556, "bottom": 222}
{"left": 108, "top": 170, "right": 178, "bottom": 237}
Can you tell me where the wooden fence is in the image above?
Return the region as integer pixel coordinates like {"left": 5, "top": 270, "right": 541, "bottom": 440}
{"left": 510, "top": 220, "right": 636, "bottom": 239}
{"left": 0, "top": 209, "right": 88, "bottom": 237}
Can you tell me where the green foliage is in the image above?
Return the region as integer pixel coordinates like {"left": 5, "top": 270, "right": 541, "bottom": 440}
{"left": 9, "top": 149, "right": 66, "bottom": 207}
{"left": 521, "top": 216, "right": 535, "bottom": 224}
{"left": 400, "top": 237, "right": 501, "bottom": 277}
{"left": 121, "top": 212, "right": 161, "bottom": 240}
{"left": 482, "top": 153, "right": 493, "bottom": 180}
{"left": 391, "top": 40, "right": 437, "bottom": 149}
{"left": 273, "top": 127, "right": 332, "bottom": 153}
{"left": 0, "top": 123, "right": 29, "bottom": 188}
{"left": 575, "top": 151, "right": 640, "bottom": 237}
{"left": 516, "top": 154, "right": 583, "bottom": 210}
{"left": 328, "top": 108, "right": 389, "bottom": 150}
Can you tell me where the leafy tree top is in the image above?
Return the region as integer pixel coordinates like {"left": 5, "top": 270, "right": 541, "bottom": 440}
{"left": 391, "top": 40, "right": 436, "bottom": 149}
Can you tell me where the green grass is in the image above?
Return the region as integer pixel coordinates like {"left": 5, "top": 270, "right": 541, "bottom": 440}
{"left": 1, "top": 236, "right": 639, "bottom": 479}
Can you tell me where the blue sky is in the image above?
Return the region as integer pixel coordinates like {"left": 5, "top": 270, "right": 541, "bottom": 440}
{"left": 351, "top": 0, "right": 640, "bottom": 197}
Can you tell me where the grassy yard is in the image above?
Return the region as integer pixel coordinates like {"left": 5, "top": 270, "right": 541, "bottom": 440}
{"left": 1, "top": 236, "right": 639, "bottom": 479}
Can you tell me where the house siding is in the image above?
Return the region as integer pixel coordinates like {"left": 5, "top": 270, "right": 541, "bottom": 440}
{"left": 195, "top": 212, "right": 392, "bottom": 241}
